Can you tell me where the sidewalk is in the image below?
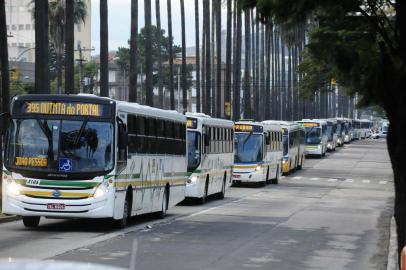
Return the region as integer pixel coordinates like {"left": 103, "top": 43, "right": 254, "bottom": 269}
{"left": 0, "top": 214, "right": 19, "bottom": 224}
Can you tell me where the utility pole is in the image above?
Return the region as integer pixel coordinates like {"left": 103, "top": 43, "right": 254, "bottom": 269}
{"left": 75, "top": 46, "right": 95, "bottom": 93}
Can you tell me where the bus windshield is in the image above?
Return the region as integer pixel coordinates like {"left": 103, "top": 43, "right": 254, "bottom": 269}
{"left": 6, "top": 118, "right": 114, "bottom": 175}
{"left": 187, "top": 131, "right": 201, "bottom": 172}
{"left": 305, "top": 127, "right": 322, "bottom": 144}
{"left": 283, "top": 135, "right": 289, "bottom": 156}
{"left": 234, "top": 133, "right": 263, "bottom": 163}
{"left": 326, "top": 125, "right": 333, "bottom": 141}
{"left": 336, "top": 123, "right": 342, "bottom": 136}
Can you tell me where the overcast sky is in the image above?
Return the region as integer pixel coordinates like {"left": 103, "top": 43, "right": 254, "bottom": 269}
{"left": 91, "top": 0, "right": 228, "bottom": 55}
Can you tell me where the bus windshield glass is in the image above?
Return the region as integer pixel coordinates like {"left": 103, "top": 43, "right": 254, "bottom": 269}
{"left": 187, "top": 131, "right": 201, "bottom": 172}
{"left": 326, "top": 125, "right": 333, "bottom": 141}
{"left": 336, "top": 123, "right": 342, "bottom": 136}
{"left": 283, "top": 135, "right": 289, "bottom": 156}
{"left": 234, "top": 133, "right": 263, "bottom": 163}
{"left": 6, "top": 118, "right": 114, "bottom": 174}
{"left": 305, "top": 127, "right": 322, "bottom": 144}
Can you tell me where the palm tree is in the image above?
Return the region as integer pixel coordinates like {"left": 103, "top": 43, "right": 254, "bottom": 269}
{"left": 129, "top": 0, "right": 138, "bottom": 103}
{"left": 244, "top": 9, "right": 251, "bottom": 119}
{"left": 215, "top": 0, "right": 221, "bottom": 118}
{"left": 233, "top": 0, "right": 242, "bottom": 121}
{"left": 225, "top": 0, "right": 232, "bottom": 119}
{"left": 211, "top": 1, "right": 215, "bottom": 115}
{"left": 167, "top": 0, "right": 175, "bottom": 109}
{"left": 144, "top": 0, "right": 153, "bottom": 106}
{"left": 100, "top": 0, "right": 109, "bottom": 97}
{"left": 156, "top": 0, "right": 163, "bottom": 108}
{"left": 35, "top": 0, "right": 49, "bottom": 94}
{"left": 204, "top": 0, "right": 211, "bottom": 114}
{"left": 195, "top": 0, "right": 201, "bottom": 112}
{"left": 65, "top": 0, "right": 74, "bottom": 94}
{"left": 260, "top": 23, "right": 265, "bottom": 120}
{"left": 180, "top": 0, "right": 187, "bottom": 112}
{"left": 264, "top": 23, "right": 271, "bottom": 120}
{"left": 201, "top": 6, "right": 206, "bottom": 112}
{"left": 0, "top": 0, "right": 10, "bottom": 115}
{"left": 47, "top": 0, "right": 87, "bottom": 94}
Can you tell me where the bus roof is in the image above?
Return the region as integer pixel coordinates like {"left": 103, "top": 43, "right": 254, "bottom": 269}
{"left": 262, "top": 120, "right": 305, "bottom": 132}
{"left": 185, "top": 112, "right": 234, "bottom": 128}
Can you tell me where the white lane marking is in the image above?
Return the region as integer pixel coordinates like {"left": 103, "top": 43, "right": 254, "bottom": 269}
{"left": 362, "top": 179, "right": 371, "bottom": 184}
{"left": 379, "top": 180, "right": 388, "bottom": 185}
{"left": 293, "top": 176, "right": 302, "bottom": 180}
{"left": 345, "top": 179, "right": 354, "bottom": 183}
{"left": 310, "top": 177, "right": 320, "bottom": 181}
{"left": 328, "top": 178, "right": 337, "bottom": 182}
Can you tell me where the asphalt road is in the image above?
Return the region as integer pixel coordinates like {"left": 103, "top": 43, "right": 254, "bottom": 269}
{"left": 0, "top": 139, "right": 394, "bottom": 270}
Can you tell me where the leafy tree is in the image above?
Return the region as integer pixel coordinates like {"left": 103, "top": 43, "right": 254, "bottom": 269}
{"left": 242, "top": 0, "right": 406, "bottom": 264}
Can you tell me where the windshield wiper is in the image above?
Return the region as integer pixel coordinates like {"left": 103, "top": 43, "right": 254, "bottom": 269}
{"left": 74, "top": 116, "right": 90, "bottom": 147}
{"left": 243, "top": 131, "right": 253, "bottom": 146}
{"left": 35, "top": 118, "right": 54, "bottom": 161}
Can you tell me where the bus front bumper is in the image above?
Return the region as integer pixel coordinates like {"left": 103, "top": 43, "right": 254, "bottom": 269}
{"left": 232, "top": 168, "right": 263, "bottom": 183}
{"left": 2, "top": 191, "right": 115, "bottom": 219}
{"left": 305, "top": 146, "right": 322, "bottom": 155}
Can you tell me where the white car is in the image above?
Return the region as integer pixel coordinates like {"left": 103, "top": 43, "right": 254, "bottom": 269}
{"left": 372, "top": 131, "right": 387, "bottom": 139}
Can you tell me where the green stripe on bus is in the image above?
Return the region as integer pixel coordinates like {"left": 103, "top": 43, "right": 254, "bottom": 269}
{"left": 14, "top": 179, "right": 99, "bottom": 188}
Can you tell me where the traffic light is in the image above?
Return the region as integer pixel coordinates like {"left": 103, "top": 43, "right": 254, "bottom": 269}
{"left": 11, "top": 65, "right": 20, "bottom": 81}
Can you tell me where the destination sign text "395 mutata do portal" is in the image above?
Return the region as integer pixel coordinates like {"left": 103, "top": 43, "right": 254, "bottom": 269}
{"left": 24, "top": 102, "right": 103, "bottom": 117}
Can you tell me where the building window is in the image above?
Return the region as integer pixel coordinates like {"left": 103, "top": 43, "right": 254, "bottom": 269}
{"left": 25, "top": 24, "right": 31, "bottom": 30}
{"left": 18, "top": 24, "right": 24, "bottom": 30}
{"left": 25, "top": 43, "right": 31, "bottom": 48}
{"left": 11, "top": 25, "right": 16, "bottom": 30}
{"left": 77, "top": 40, "right": 81, "bottom": 49}
{"left": 18, "top": 43, "right": 24, "bottom": 47}
{"left": 7, "top": 25, "right": 9, "bottom": 30}
{"left": 76, "top": 23, "right": 81, "bottom": 32}
{"left": 11, "top": 43, "right": 16, "bottom": 47}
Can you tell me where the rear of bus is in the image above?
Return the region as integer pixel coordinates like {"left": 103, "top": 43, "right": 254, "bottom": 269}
{"left": 2, "top": 95, "right": 118, "bottom": 226}
{"left": 232, "top": 122, "right": 266, "bottom": 184}
{"left": 297, "top": 120, "right": 327, "bottom": 157}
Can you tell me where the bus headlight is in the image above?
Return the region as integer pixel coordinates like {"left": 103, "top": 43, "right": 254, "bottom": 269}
{"left": 94, "top": 185, "right": 108, "bottom": 198}
{"left": 255, "top": 165, "right": 261, "bottom": 171}
{"left": 7, "top": 181, "right": 21, "bottom": 197}
{"left": 188, "top": 176, "right": 198, "bottom": 184}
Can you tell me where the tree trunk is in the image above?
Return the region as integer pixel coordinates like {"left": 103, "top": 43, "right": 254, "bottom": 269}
{"left": 211, "top": 1, "right": 215, "bottom": 116}
{"left": 167, "top": 0, "right": 174, "bottom": 109}
{"left": 251, "top": 9, "right": 256, "bottom": 120}
{"left": 0, "top": 0, "right": 10, "bottom": 116}
{"left": 156, "top": 0, "right": 163, "bottom": 108}
{"left": 202, "top": 8, "right": 206, "bottom": 113}
{"left": 244, "top": 9, "right": 251, "bottom": 119}
{"left": 129, "top": 0, "right": 138, "bottom": 103}
{"left": 35, "top": 0, "right": 49, "bottom": 94}
{"left": 215, "top": 0, "right": 221, "bottom": 118}
{"left": 233, "top": 0, "right": 242, "bottom": 121}
{"left": 180, "top": 0, "right": 187, "bottom": 112}
{"left": 224, "top": 0, "right": 232, "bottom": 119}
{"left": 145, "top": 0, "right": 153, "bottom": 106}
{"left": 204, "top": 0, "right": 211, "bottom": 115}
{"left": 195, "top": 0, "right": 201, "bottom": 113}
{"left": 260, "top": 23, "right": 265, "bottom": 120}
{"left": 100, "top": 0, "right": 109, "bottom": 97}
{"left": 65, "top": 0, "right": 74, "bottom": 94}
{"left": 265, "top": 23, "right": 271, "bottom": 120}
{"left": 254, "top": 10, "right": 260, "bottom": 120}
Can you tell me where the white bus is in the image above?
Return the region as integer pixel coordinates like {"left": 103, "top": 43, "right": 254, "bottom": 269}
{"left": 326, "top": 119, "right": 338, "bottom": 151}
{"left": 2, "top": 94, "right": 187, "bottom": 228}
{"left": 233, "top": 121, "right": 283, "bottom": 186}
{"left": 360, "top": 119, "right": 373, "bottom": 138}
{"left": 352, "top": 119, "right": 361, "bottom": 140}
{"left": 186, "top": 113, "right": 234, "bottom": 203}
{"left": 263, "top": 121, "right": 305, "bottom": 175}
{"left": 297, "top": 119, "right": 328, "bottom": 157}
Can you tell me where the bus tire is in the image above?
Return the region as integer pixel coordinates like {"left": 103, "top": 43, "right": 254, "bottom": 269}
{"left": 217, "top": 173, "right": 226, "bottom": 200}
{"left": 23, "top": 216, "right": 40, "bottom": 228}
{"left": 271, "top": 166, "right": 279, "bottom": 185}
{"left": 158, "top": 186, "right": 169, "bottom": 219}
{"left": 115, "top": 189, "right": 132, "bottom": 229}
{"left": 199, "top": 176, "right": 209, "bottom": 204}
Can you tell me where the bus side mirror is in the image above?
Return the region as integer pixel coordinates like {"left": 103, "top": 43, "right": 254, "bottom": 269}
{"left": 117, "top": 122, "right": 128, "bottom": 150}
{"left": 204, "top": 133, "right": 209, "bottom": 147}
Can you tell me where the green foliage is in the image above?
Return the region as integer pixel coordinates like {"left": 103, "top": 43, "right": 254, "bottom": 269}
{"left": 10, "top": 82, "right": 35, "bottom": 97}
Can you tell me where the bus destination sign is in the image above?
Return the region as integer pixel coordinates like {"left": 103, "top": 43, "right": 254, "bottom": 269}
{"left": 234, "top": 124, "right": 263, "bottom": 133}
{"left": 23, "top": 102, "right": 103, "bottom": 117}
{"left": 299, "top": 122, "right": 319, "bottom": 128}
{"left": 187, "top": 118, "right": 198, "bottom": 129}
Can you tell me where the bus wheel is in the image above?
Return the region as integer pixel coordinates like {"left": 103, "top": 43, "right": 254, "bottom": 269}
{"left": 199, "top": 176, "right": 209, "bottom": 204}
{"left": 217, "top": 174, "right": 226, "bottom": 200}
{"left": 158, "top": 186, "right": 169, "bottom": 219}
{"left": 23, "top": 216, "right": 40, "bottom": 228}
{"left": 116, "top": 193, "right": 131, "bottom": 228}
{"left": 271, "top": 167, "right": 279, "bottom": 185}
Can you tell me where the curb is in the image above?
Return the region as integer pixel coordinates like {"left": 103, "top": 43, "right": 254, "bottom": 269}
{"left": 387, "top": 216, "right": 399, "bottom": 270}
{"left": 0, "top": 215, "right": 20, "bottom": 224}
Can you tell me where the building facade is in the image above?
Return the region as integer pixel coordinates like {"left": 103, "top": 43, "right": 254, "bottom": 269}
{"left": 5, "top": 0, "right": 92, "bottom": 63}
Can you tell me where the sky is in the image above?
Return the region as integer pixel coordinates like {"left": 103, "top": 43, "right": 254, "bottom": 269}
{"left": 91, "top": 0, "right": 228, "bottom": 56}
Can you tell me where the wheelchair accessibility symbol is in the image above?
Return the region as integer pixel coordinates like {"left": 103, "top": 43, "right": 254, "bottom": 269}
{"left": 59, "top": 158, "right": 72, "bottom": 172}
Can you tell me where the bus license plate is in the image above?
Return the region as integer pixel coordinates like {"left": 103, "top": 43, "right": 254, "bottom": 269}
{"left": 47, "top": 203, "right": 65, "bottom": 210}
{"left": 233, "top": 175, "right": 240, "bottom": 179}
